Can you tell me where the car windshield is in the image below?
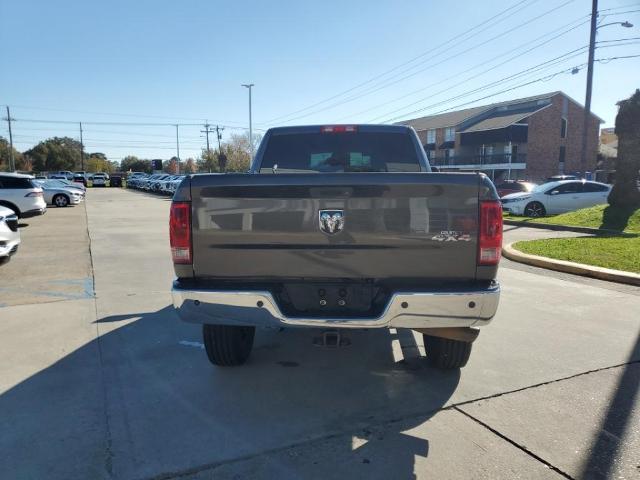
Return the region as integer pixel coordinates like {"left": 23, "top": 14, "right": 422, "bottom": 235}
{"left": 259, "top": 131, "right": 421, "bottom": 173}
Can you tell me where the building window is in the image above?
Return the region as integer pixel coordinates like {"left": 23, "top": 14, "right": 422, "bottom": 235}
{"left": 559, "top": 146, "right": 566, "bottom": 165}
{"left": 426, "top": 129, "right": 435, "bottom": 144}
{"left": 444, "top": 127, "right": 455, "bottom": 142}
{"left": 561, "top": 117, "right": 567, "bottom": 138}
{"left": 444, "top": 148, "right": 455, "bottom": 164}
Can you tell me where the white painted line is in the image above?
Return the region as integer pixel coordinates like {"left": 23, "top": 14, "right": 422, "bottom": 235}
{"left": 179, "top": 340, "right": 204, "bottom": 349}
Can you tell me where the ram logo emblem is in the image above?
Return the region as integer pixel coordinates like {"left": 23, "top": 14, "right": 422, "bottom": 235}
{"left": 319, "top": 210, "right": 345, "bottom": 235}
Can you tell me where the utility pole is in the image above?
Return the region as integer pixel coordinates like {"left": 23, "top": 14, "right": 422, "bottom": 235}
{"left": 5, "top": 106, "right": 15, "bottom": 172}
{"left": 215, "top": 125, "right": 224, "bottom": 153}
{"left": 215, "top": 125, "right": 226, "bottom": 172}
{"left": 201, "top": 122, "right": 214, "bottom": 155}
{"left": 242, "top": 83, "right": 254, "bottom": 156}
{"left": 175, "top": 124, "right": 180, "bottom": 174}
{"left": 79, "top": 122, "right": 85, "bottom": 171}
{"left": 580, "top": 0, "right": 598, "bottom": 178}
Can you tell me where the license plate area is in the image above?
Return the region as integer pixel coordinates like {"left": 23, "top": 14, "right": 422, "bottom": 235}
{"left": 278, "top": 283, "right": 386, "bottom": 318}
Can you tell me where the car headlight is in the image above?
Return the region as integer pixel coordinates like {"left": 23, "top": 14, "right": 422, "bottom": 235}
{"left": 502, "top": 196, "right": 530, "bottom": 204}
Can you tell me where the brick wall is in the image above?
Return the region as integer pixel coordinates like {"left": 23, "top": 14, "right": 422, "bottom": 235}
{"left": 526, "top": 93, "right": 599, "bottom": 181}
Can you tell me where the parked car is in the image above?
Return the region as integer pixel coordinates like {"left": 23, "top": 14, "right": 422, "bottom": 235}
{"left": 33, "top": 180, "right": 85, "bottom": 207}
{"left": 50, "top": 171, "right": 74, "bottom": 180}
{"left": 501, "top": 180, "right": 611, "bottom": 217}
{"left": 546, "top": 174, "right": 578, "bottom": 182}
{"left": 170, "top": 124, "right": 503, "bottom": 369}
{"left": 45, "top": 178, "right": 86, "bottom": 193}
{"left": 0, "top": 205, "right": 20, "bottom": 265}
{"left": 92, "top": 173, "right": 109, "bottom": 187}
{"left": 0, "top": 173, "right": 47, "bottom": 218}
{"left": 73, "top": 173, "right": 88, "bottom": 186}
{"left": 110, "top": 174, "right": 123, "bottom": 187}
{"left": 494, "top": 180, "right": 537, "bottom": 198}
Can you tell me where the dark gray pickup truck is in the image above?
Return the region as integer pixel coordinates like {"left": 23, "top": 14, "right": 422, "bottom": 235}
{"left": 170, "top": 125, "right": 502, "bottom": 369}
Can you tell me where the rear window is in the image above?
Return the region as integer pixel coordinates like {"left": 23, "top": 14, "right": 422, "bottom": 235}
{"left": 582, "top": 182, "right": 609, "bottom": 192}
{"left": 0, "top": 176, "right": 36, "bottom": 189}
{"left": 259, "top": 132, "right": 422, "bottom": 173}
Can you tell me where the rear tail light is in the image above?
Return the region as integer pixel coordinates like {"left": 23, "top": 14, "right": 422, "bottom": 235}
{"left": 25, "top": 191, "right": 43, "bottom": 197}
{"left": 478, "top": 200, "right": 503, "bottom": 266}
{"left": 170, "top": 201, "right": 192, "bottom": 264}
{"left": 320, "top": 125, "right": 357, "bottom": 133}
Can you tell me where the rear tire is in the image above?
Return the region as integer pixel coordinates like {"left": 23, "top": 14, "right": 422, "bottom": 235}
{"left": 203, "top": 324, "right": 255, "bottom": 366}
{"left": 524, "top": 201, "right": 546, "bottom": 217}
{"left": 423, "top": 334, "right": 472, "bottom": 369}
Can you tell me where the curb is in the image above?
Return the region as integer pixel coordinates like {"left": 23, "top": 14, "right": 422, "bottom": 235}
{"left": 503, "top": 219, "right": 633, "bottom": 236}
{"left": 502, "top": 242, "right": 640, "bottom": 286}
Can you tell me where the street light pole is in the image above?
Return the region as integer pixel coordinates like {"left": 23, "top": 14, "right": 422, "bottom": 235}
{"left": 579, "top": 1, "right": 633, "bottom": 178}
{"left": 579, "top": 0, "right": 598, "bottom": 178}
{"left": 242, "top": 83, "right": 254, "bottom": 156}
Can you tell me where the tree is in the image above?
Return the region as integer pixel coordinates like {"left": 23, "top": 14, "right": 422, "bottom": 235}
{"left": 221, "top": 133, "right": 255, "bottom": 172}
{"left": 166, "top": 157, "right": 178, "bottom": 174}
{"left": 24, "top": 137, "right": 82, "bottom": 172}
{"left": 608, "top": 89, "right": 640, "bottom": 208}
{"left": 120, "top": 155, "right": 152, "bottom": 173}
{"left": 86, "top": 152, "right": 113, "bottom": 173}
{"left": 197, "top": 149, "right": 219, "bottom": 173}
{"left": 0, "top": 136, "right": 24, "bottom": 172}
{"left": 184, "top": 158, "right": 197, "bottom": 173}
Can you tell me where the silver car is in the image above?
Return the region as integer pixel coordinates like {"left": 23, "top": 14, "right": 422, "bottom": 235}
{"left": 34, "top": 180, "right": 85, "bottom": 207}
{"left": 0, "top": 205, "right": 20, "bottom": 265}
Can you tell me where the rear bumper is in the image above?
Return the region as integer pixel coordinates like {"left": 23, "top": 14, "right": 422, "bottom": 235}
{"left": 21, "top": 207, "right": 46, "bottom": 218}
{"left": 172, "top": 281, "right": 500, "bottom": 329}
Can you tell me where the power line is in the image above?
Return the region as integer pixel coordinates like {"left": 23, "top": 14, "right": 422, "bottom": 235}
{"left": 259, "top": 0, "right": 539, "bottom": 125}
{"left": 10, "top": 117, "right": 265, "bottom": 131}
{"left": 373, "top": 42, "right": 638, "bottom": 124}
{"left": 2, "top": 103, "right": 247, "bottom": 125}
{"left": 389, "top": 53, "right": 639, "bottom": 122}
{"left": 266, "top": 0, "right": 577, "bottom": 125}
{"left": 373, "top": 45, "right": 590, "bottom": 123}
{"left": 336, "top": 15, "right": 590, "bottom": 121}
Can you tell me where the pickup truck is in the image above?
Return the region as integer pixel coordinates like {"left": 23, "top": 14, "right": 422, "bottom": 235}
{"left": 170, "top": 125, "right": 502, "bottom": 369}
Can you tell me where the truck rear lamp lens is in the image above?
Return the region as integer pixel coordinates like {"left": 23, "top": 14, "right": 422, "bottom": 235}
{"left": 320, "top": 125, "right": 357, "bottom": 133}
{"left": 478, "top": 200, "right": 503, "bottom": 266}
{"left": 170, "top": 202, "right": 192, "bottom": 264}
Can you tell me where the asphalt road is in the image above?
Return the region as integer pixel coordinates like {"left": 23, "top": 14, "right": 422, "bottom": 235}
{"left": 1, "top": 188, "right": 638, "bottom": 480}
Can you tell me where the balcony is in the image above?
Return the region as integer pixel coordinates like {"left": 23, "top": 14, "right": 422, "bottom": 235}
{"left": 429, "top": 153, "right": 527, "bottom": 168}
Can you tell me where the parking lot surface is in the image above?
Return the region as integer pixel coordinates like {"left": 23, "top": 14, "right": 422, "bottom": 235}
{"left": 1, "top": 188, "right": 638, "bottom": 479}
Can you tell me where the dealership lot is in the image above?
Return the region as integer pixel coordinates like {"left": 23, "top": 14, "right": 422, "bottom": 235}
{"left": 1, "top": 188, "right": 638, "bottom": 480}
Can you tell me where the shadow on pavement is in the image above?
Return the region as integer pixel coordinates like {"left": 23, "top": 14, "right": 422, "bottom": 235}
{"left": 579, "top": 329, "right": 640, "bottom": 479}
{"left": 0, "top": 304, "right": 460, "bottom": 480}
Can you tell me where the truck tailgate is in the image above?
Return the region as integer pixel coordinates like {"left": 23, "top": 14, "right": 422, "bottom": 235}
{"left": 189, "top": 173, "right": 480, "bottom": 281}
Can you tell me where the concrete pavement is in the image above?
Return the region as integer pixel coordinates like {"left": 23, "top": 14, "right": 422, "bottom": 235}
{"left": 0, "top": 187, "right": 638, "bottom": 479}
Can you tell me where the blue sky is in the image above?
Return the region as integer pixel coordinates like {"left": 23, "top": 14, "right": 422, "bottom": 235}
{"left": 1, "top": 0, "right": 638, "bottom": 162}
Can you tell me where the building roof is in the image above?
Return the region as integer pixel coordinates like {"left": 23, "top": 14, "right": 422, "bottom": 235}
{"left": 397, "top": 105, "right": 490, "bottom": 131}
{"left": 397, "top": 91, "right": 603, "bottom": 133}
{"left": 461, "top": 111, "right": 534, "bottom": 133}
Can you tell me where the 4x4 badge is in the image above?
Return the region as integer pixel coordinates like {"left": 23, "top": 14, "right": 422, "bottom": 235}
{"left": 319, "top": 210, "right": 345, "bottom": 235}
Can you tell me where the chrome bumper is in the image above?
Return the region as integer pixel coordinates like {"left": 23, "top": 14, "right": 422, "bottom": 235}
{"left": 172, "top": 283, "right": 500, "bottom": 329}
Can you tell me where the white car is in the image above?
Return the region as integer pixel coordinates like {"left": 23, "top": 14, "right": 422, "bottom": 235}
{"left": 34, "top": 180, "right": 85, "bottom": 207}
{"left": 92, "top": 173, "right": 108, "bottom": 187}
{"left": 0, "top": 205, "right": 20, "bottom": 264}
{"left": 501, "top": 180, "right": 611, "bottom": 217}
{"left": 0, "top": 173, "right": 47, "bottom": 218}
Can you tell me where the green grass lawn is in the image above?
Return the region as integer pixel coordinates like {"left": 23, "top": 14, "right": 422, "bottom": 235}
{"left": 505, "top": 204, "right": 640, "bottom": 233}
{"left": 513, "top": 236, "right": 640, "bottom": 274}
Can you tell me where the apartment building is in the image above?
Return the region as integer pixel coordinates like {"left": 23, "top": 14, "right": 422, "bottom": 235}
{"left": 398, "top": 92, "right": 602, "bottom": 182}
